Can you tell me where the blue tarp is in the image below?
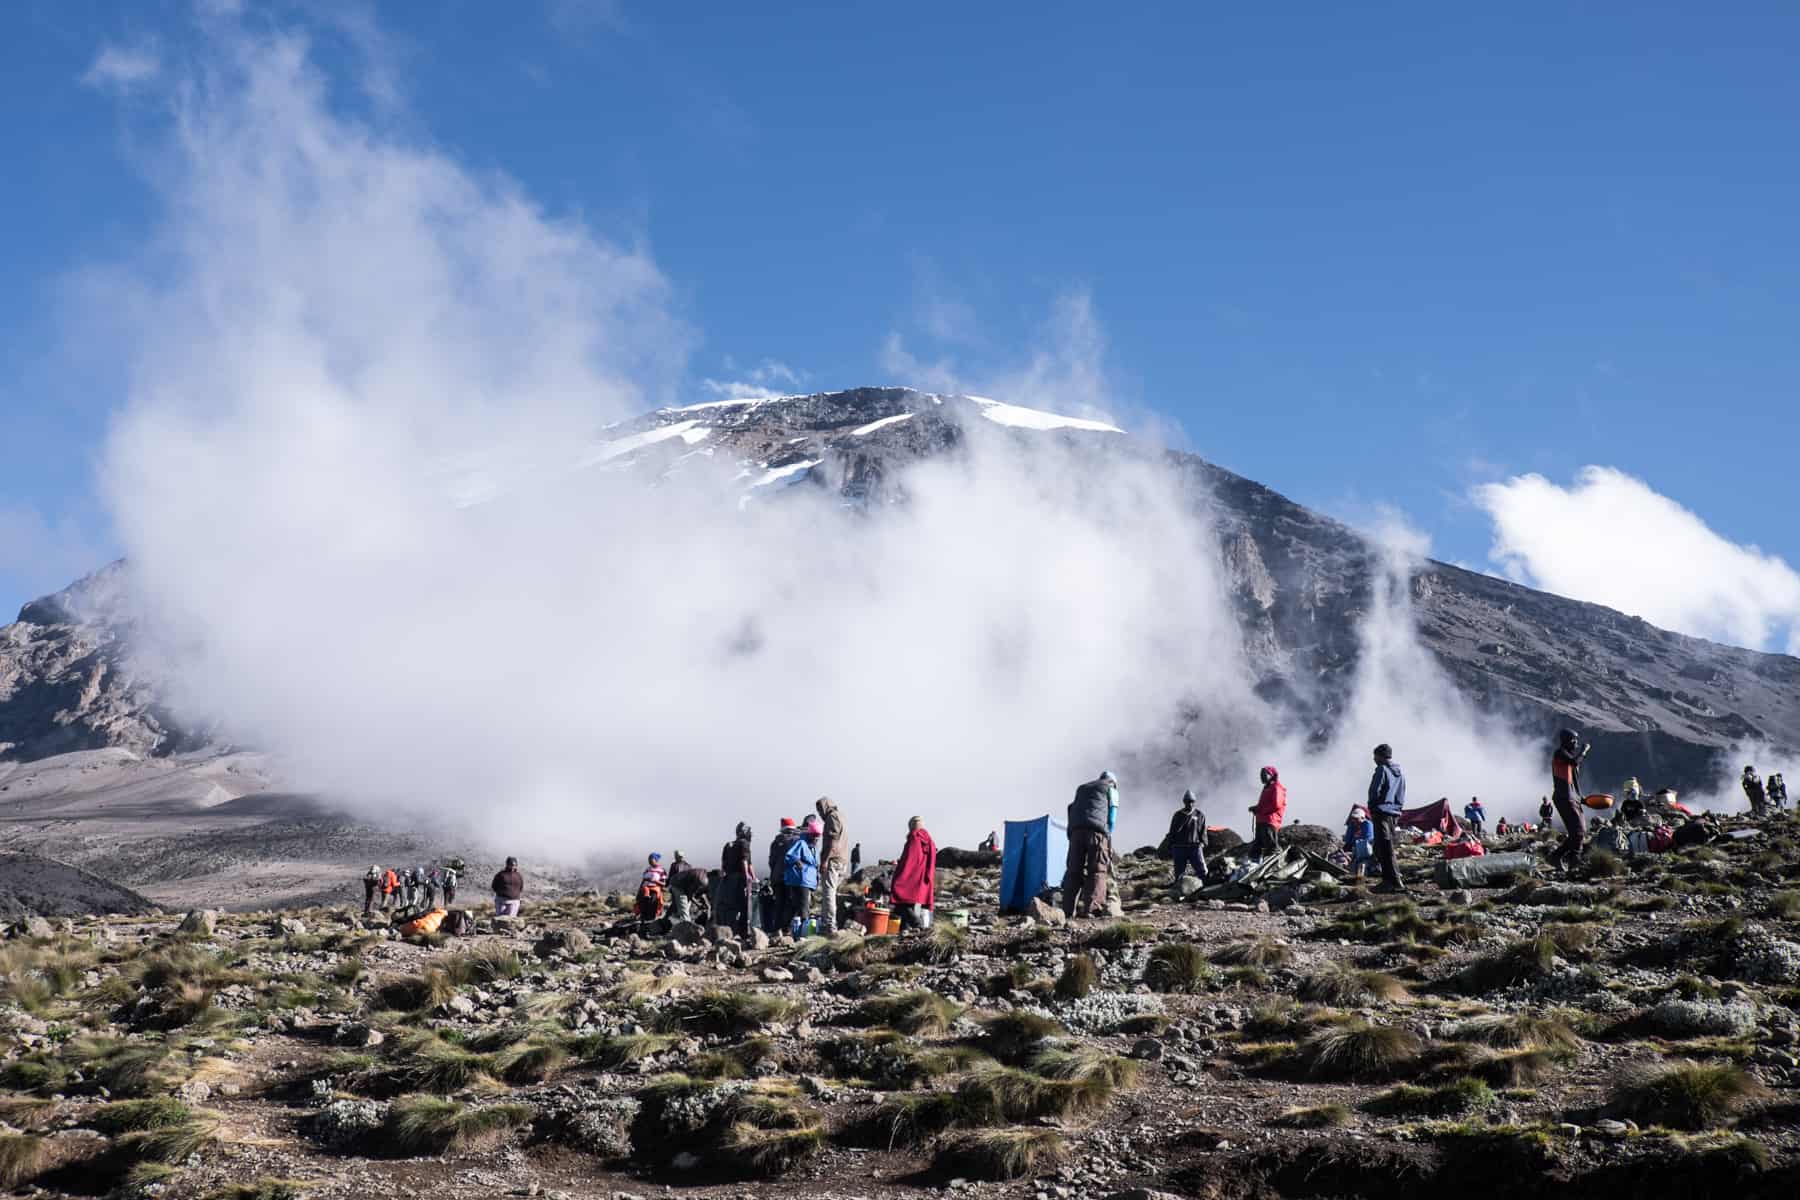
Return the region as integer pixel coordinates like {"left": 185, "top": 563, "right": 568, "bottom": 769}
{"left": 999, "top": 815, "right": 1068, "bottom": 912}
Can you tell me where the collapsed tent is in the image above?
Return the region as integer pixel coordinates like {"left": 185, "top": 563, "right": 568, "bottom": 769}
{"left": 999, "top": 815, "right": 1068, "bottom": 913}
{"left": 1398, "top": 798, "right": 1463, "bottom": 838}
{"left": 1195, "top": 845, "right": 1347, "bottom": 902}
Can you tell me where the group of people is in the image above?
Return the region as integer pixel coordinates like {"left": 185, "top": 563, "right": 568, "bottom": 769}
{"left": 1743, "top": 766, "right": 1790, "bottom": 817}
{"left": 362, "top": 862, "right": 461, "bottom": 915}
{"left": 659, "top": 798, "right": 939, "bottom": 942}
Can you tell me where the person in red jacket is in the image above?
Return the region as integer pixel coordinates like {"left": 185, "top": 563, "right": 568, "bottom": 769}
{"left": 1249, "top": 765, "right": 1287, "bottom": 860}
{"left": 890, "top": 816, "right": 938, "bottom": 931}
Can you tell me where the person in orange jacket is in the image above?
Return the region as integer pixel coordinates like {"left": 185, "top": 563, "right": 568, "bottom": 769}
{"left": 380, "top": 867, "right": 400, "bottom": 911}
{"left": 1249, "top": 765, "right": 1287, "bottom": 860}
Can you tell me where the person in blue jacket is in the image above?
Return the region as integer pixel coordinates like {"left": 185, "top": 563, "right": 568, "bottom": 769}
{"left": 1462, "top": 797, "right": 1487, "bottom": 837}
{"left": 1367, "top": 744, "right": 1408, "bottom": 894}
{"left": 783, "top": 815, "right": 821, "bottom": 937}
{"left": 1342, "top": 804, "right": 1375, "bottom": 879}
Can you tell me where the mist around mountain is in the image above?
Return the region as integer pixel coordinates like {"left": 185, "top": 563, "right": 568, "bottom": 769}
{"left": 3, "top": 389, "right": 1794, "bottom": 867}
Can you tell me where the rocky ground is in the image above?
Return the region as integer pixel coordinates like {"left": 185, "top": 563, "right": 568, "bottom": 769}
{"left": 4, "top": 818, "right": 1800, "bottom": 1200}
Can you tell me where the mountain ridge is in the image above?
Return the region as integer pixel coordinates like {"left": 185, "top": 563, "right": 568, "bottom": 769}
{"left": 2, "top": 387, "right": 1794, "bottom": 796}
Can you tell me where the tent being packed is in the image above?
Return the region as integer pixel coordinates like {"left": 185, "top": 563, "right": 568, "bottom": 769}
{"left": 999, "top": 815, "right": 1068, "bottom": 913}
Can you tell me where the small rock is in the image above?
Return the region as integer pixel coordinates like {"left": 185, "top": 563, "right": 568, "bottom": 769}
{"left": 760, "top": 966, "right": 793, "bottom": 983}
{"left": 1128, "top": 1037, "right": 1163, "bottom": 1061}
{"left": 1028, "top": 897, "right": 1068, "bottom": 927}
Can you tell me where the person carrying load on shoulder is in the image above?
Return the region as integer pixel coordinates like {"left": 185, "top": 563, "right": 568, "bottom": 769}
{"left": 1547, "top": 729, "right": 1592, "bottom": 871}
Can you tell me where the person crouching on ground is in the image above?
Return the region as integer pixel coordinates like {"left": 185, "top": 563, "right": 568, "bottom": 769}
{"left": 492, "top": 856, "right": 524, "bottom": 919}
{"left": 782, "top": 817, "right": 821, "bottom": 938}
{"left": 1343, "top": 805, "right": 1374, "bottom": 879}
{"left": 1250, "top": 766, "right": 1286, "bottom": 859}
{"left": 1165, "top": 790, "right": 1208, "bottom": 886}
{"left": 892, "top": 815, "right": 938, "bottom": 930}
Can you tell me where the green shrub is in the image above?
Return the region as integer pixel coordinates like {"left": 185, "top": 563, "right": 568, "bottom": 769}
{"left": 1363, "top": 1076, "right": 1495, "bottom": 1117}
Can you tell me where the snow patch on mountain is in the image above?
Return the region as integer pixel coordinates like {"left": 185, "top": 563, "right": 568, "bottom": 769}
{"left": 579, "top": 420, "right": 709, "bottom": 467}
{"left": 970, "top": 397, "right": 1121, "bottom": 434}
{"left": 852, "top": 413, "right": 915, "bottom": 437}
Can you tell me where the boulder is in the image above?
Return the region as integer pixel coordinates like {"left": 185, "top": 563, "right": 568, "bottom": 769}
{"left": 535, "top": 929, "right": 592, "bottom": 958}
{"left": 10, "top": 916, "right": 55, "bottom": 940}
{"left": 178, "top": 909, "right": 218, "bottom": 937}
{"left": 668, "top": 920, "right": 705, "bottom": 946}
{"left": 271, "top": 917, "right": 307, "bottom": 937}
{"left": 1028, "top": 897, "right": 1067, "bottom": 927}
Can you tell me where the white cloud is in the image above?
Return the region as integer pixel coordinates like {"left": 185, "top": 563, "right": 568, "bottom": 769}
{"left": 81, "top": 45, "right": 161, "bottom": 90}
{"left": 699, "top": 359, "right": 806, "bottom": 400}
{"left": 1474, "top": 466, "right": 1800, "bottom": 653}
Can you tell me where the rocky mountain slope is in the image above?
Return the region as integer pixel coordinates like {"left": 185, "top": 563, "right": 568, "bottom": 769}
{"left": 0, "top": 851, "right": 157, "bottom": 920}
{"left": 2, "top": 389, "right": 1794, "bottom": 797}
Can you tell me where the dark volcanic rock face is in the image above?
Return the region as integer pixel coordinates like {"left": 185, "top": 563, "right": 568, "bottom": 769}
{"left": 2, "top": 388, "right": 1794, "bottom": 793}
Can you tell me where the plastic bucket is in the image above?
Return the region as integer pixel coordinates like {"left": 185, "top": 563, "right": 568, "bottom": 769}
{"left": 948, "top": 909, "right": 970, "bottom": 929}
{"left": 859, "top": 904, "right": 891, "bottom": 936}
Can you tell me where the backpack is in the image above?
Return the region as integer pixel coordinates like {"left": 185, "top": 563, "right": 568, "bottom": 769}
{"left": 1648, "top": 825, "right": 1675, "bottom": 853}
{"left": 444, "top": 909, "right": 475, "bottom": 937}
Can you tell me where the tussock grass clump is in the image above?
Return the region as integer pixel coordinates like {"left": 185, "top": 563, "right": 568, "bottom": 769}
{"left": 448, "top": 945, "right": 521, "bottom": 985}
{"left": 794, "top": 932, "right": 883, "bottom": 973}
{"left": 1211, "top": 937, "right": 1293, "bottom": 968}
{"left": 1450, "top": 1011, "right": 1580, "bottom": 1052}
{"left": 859, "top": 1092, "right": 966, "bottom": 1148}
{"left": 206, "top": 1180, "right": 311, "bottom": 1200}
{"left": 688, "top": 1036, "right": 783, "bottom": 1081}
{"left": 983, "top": 961, "right": 1039, "bottom": 998}
{"left": 933, "top": 1128, "right": 1066, "bottom": 1181}
{"left": 1607, "top": 1060, "right": 1768, "bottom": 1130}
{"left": 979, "top": 1010, "right": 1066, "bottom": 1060}
{"left": 576, "top": 1032, "right": 677, "bottom": 1070}
{"left": 1054, "top": 954, "right": 1097, "bottom": 1000}
{"left": 655, "top": 990, "right": 804, "bottom": 1036}
{"left": 497, "top": 1041, "right": 568, "bottom": 1085}
{"left": 1297, "top": 965, "right": 1407, "bottom": 1005}
{"left": 1585, "top": 850, "right": 1624, "bottom": 878}
{"left": 853, "top": 990, "right": 960, "bottom": 1036}
{"left": 1273, "top": 1103, "right": 1351, "bottom": 1129}
{"left": 818, "top": 1031, "right": 981, "bottom": 1089}
{"left": 902, "top": 922, "right": 967, "bottom": 965}
{"left": 1469, "top": 1047, "right": 1569, "bottom": 1087}
{"left": 68, "top": 1039, "right": 186, "bottom": 1097}
{"left": 1451, "top": 925, "right": 1594, "bottom": 994}
{"left": 1029, "top": 1044, "right": 1140, "bottom": 1090}
{"left": 608, "top": 971, "right": 682, "bottom": 1002}
{"left": 955, "top": 1066, "right": 1111, "bottom": 1122}
{"left": 0, "top": 1098, "right": 54, "bottom": 1131}
{"left": 389, "top": 1035, "right": 499, "bottom": 1093}
{"left": 1363, "top": 1076, "right": 1495, "bottom": 1118}
{"left": 88, "top": 1098, "right": 194, "bottom": 1135}
{"left": 1084, "top": 920, "right": 1156, "bottom": 950}
{"left": 712, "top": 1093, "right": 825, "bottom": 1178}
{"left": 380, "top": 1098, "right": 534, "bottom": 1157}
{"left": 1765, "top": 891, "right": 1800, "bottom": 920}
{"left": 1144, "top": 943, "right": 1212, "bottom": 993}
{"left": 1303, "top": 1020, "right": 1422, "bottom": 1081}
{"left": 0, "top": 1134, "right": 53, "bottom": 1190}
{"left": 375, "top": 968, "right": 456, "bottom": 1013}
{"left": 116, "top": 1117, "right": 220, "bottom": 1165}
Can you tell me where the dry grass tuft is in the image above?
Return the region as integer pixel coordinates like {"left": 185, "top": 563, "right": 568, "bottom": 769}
{"left": 380, "top": 1098, "right": 534, "bottom": 1157}
{"left": 854, "top": 991, "right": 961, "bottom": 1036}
{"left": 1303, "top": 1020, "right": 1422, "bottom": 1081}
{"left": 1297, "top": 965, "right": 1407, "bottom": 1005}
{"left": 1054, "top": 954, "right": 1097, "bottom": 1000}
{"left": 1144, "top": 943, "right": 1212, "bottom": 993}
{"left": 933, "top": 1128, "right": 1066, "bottom": 1181}
{"left": 1607, "top": 1060, "right": 1768, "bottom": 1130}
{"left": 1211, "top": 937, "right": 1294, "bottom": 968}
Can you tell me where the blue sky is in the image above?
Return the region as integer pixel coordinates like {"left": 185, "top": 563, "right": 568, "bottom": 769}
{"left": 4, "top": 1, "right": 1799, "bottom": 651}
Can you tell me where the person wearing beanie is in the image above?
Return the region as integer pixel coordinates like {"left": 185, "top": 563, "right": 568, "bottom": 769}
{"left": 781, "top": 816, "right": 822, "bottom": 937}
